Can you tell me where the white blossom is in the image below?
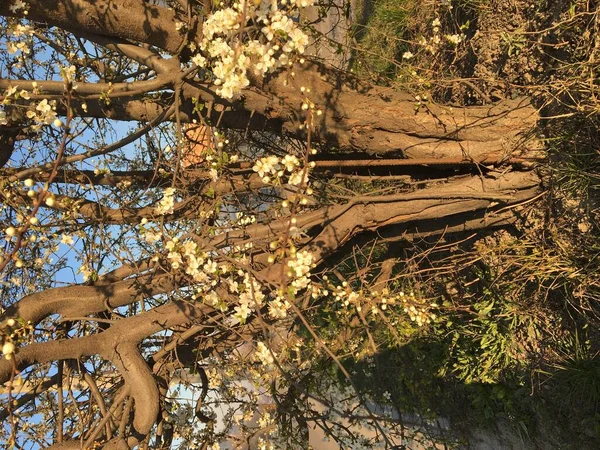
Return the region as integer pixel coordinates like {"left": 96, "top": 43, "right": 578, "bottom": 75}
{"left": 2, "top": 342, "right": 15, "bottom": 360}
{"left": 255, "top": 342, "right": 275, "bottom": 366}
{"left": 155, "top": 187, "right": 176, "bottom": 215}
{"left": 9, "top": 0, "right": 27, "bottom": 14}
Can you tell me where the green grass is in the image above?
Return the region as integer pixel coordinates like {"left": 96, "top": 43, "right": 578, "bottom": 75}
{"left": 351, "top": 0, "right": 414, "bottom": 80}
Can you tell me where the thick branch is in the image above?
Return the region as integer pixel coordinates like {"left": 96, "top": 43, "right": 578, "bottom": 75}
{"left": 0, "top": 0, "right": 185, "bottom": 54}
{"left": 253, "top": 171, "right": 542, "bottom": 281}
{"left": 3, "top": 271, "right": 183, "bottom": 330}
{"left": 0, "top": 299, "right": 210, "bottom": 385}
{"left": 243, "top": 63, "right": 542, "bottom": 158}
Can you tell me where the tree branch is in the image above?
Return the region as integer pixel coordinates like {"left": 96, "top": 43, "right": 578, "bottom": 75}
{"left": 0, "top": 0, "right": 186, "bottom": 54}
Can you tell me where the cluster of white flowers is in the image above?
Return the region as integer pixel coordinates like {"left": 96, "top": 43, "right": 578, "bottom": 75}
{"left": 267, "top": 295, "right": 290, "bottom": 319}
{"left": 445, "top": 33, "right": 465, "bottom": 46}
{"left": 318, "top": 279, "right": 437, "bottom": 326}
{"left": 2, "top": 86, "right": 60, "bottom": 130}
{"left": 5, "top": 9, "right": 33, "bottom": 56}
{"left": 329, "top": 282, "right": 362, "bottom": 309}
{"left": 399, "top": 290, "right": 437, "bottom": 326}
{"left": 26, "top": 99, "right": 58, "bottom": 129}
{"left": 255, "top": 341, "right": 275, "bottom": 366}
{"left": 287, "top": 249, "right": 312, "bottom": 283}
{"left": 9, "top": 0, "right": 28, "bottom": 14}
{"left": 78, "top": 263, "right": 95, "bottom": 282}
{"left": 234, "top": 272, "right": 266, "bottom": 321}
{"left": 1, "top": 318, "right": 33, "bottom": 361}
{"left": 2, "top": 341, "right": 15, "bottom": 360}
{"left": 60, "top": 65, "right": 77, "bottom": 84}
{"left": 402, "top": 12, "right": 466, "bottom": 59}
{"left": 155, "top": 187, "right": 176, "bottom": 215}
{"left": 263, "top": 249, "right": 314, "bottom": 318}
{"left": 253, "top": 155, "right": 281, "bottom": 179}
{"left": 144, "top": 231, "right": 162, "bottom": 244}
{"left": 156, "top": 228, "right": 317, "bottom": 322}
{"left": 190, "top": 0, "right": 313, "bottom": 98}
{"left": 166, "top": 238, "right": 215, "bottom": 284}
{"left": 159, "top": 234, "right": 287, "bottom": 322}
{"left": 10, "top": 23, "right": 33, "bottom": 38}
{"left": 236, "top": 211, "right": 257, "bottom": 226}
{"left": 7, "top": 40, "right": 30, "bottom": 55}
{"left": 441, "top": 0, "right": 453, "bottom": 10}
{"left": 252, "top": 154, "right": 309, "bottom": 186}
{"left": 60, "top": 234, "right": 75, "bottom": 246}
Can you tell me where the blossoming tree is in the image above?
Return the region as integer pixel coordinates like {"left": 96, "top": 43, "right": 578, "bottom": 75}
{"left": 0, "top": 0, "right": 543, "bottom": 448}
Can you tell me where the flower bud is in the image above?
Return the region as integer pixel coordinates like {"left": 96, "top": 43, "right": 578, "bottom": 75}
{"left": 2, "top": 342, "right": 15, "bottom": 359}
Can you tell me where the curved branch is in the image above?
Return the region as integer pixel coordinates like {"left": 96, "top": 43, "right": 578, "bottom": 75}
{"left": 0, "top": 299, "right": 210, "bottom": 384}
{"left": 52, "top": 94, "right": 279, "bottom": 131}
{"left": 108, "top": 343, "right": 158, "bottom": 437}
{"left": 260, "top": 171, "right": 542, "bottom": 280}
{"left": 3, "top": 271, "right": 183, "bottom": 333}
{"left": 74, "top": 32, "right": 180, "bottom": 75}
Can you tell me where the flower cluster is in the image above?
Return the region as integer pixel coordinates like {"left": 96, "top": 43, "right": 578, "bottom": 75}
{"left": 398, "top": 290, "right": 437, "bottom": 326}
{"left": 7, "top": 40, "right": 30, "bottom": 55}
{"left": 267, "top": 295, "right": 290, "bottom": 319}
{"left": 236, "top": 211, "right": 256, "bottom": 226}
{"left": 78, "top": 263, "right": 95, "bottom": 282}
{"left": 234, "top": 272, "right": 266, "bottom": 322}
{"left": 286, "top": 249, "right": 312, "bottom": 288}
{"left": 419, "top": 16, "right": 466, "bottom": 53}
{"left": 1, "top": 316, "right": 33, "bottom": 361}
{"left": 60, "top": 65, "right": 77, "bottom": 84}
{"left": 255, "top": 341, "right": 275, "bottom": 366}
{"left": 252, "top": 154, "right": 310, "bottom": 186}
{"left": 318, "top": 279, "right": 437, "bottom": 327}
{"left": 9, "top": 0, "right": 28, "bottom": 14}
{"left": 156, "top": 227, "right": 316, "bottom": 323}
{"left": 400, "top": 11, "right": 467, "bottom": 64}
{"left": 2, "top": 86, "right": 60, "bottom": 131}
{"left": 11, "top": 23, "right": 33, "bottom": 38}
{"left": 190, "top": 0, "right": 313, "bottom": 98}
{"left": 158, "top": 235, "right": 273, "bottom": 322}
{"left": 26, "top": 99, "right": 58, "bottom": 129}
{"left": 5, "top": 10, "right": 33, "bottom": 58}
{"left": 155, "top": 187, "right": 176, "bottom": 215}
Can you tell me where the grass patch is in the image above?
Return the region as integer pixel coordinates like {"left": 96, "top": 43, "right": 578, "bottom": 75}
{"left": 351, "top": 0, "right": 415, "bottom": 80}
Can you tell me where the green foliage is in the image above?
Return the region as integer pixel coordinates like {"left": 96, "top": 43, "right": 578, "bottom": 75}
{"left": 351, "top": 0, "right": 413, "bottom": 79}
{"left": 438, "top": 266, "right": 543, "bottom": 385}
{"left": 546, "top": 330, "right": 600, "bottom": 413}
